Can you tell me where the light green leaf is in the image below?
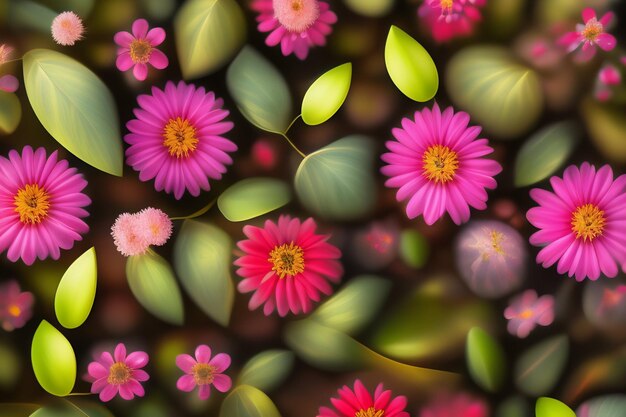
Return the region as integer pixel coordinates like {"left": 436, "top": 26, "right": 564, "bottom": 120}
{"left": 0, "top": 91, "right": 21, "bottom": 135}
{"left": 294, "top": 135, "right": 376, "bottom": 220}
{"left": 174, "top": 0, "right": 246, "bottom": 79}
{"left": 237, "top": 350, "right": 294, "bottom": 392}
{"left": 342, "top": 0, "right": 395, "bottom": 17}
{"left": 578, "top": 395, "right": 626, "bottom": 417}
{"left": 302, "top": 63, "right": 352, "bottom": 125}
{"left": 466, "top": 327, "right": 506, "bottom": 392}
{"left": 535, "top": 397, "right": 575, "bottom": 417}
{"left": 126, "top": 251, "right": 184, "bottom": 325}
{"left": 0, "top": 343, "right": 21, "bottom": 389}
{"left": 496, "top": 396, "right": 531, "bottom": 417}
{"left": 173, "top": 220, "right": 233, "bottom": 326}
{"left": 515, "top": 335, "right": 569, "bottom": 397}
{"left": 384, "top": 25, "right": 438, "bottom": 102}
{"left": 7, "top": 0, "right": 56, "bottom": 33}
{"left": 226, "top": 46, "right": 293, "bottom": 133}
{"left": 217, "top": 178, "right": 291, "bottom": 222}
{"left": 582, "top": 98, "right": 626, "bottom": 163}
{"left": 219, "top": 385, "right": 281, "bottom": 417}
{"left": 30, "top": 401, "right": 114, "bottom": 417}
{"left": 31, "top": 320, "right": 76, "bottom": 396}
{"left": 54, "top": 247, "right": 97, "bottom": 329}
{"left": 399, "top": 230, "right": 429, "bottom": 268}
{"left": 23, "top": 49, "right": 123, "bottom": 176}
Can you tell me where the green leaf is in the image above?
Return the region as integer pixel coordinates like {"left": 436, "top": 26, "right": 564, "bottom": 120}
{"left": 174, "top": 0, "right": 246, "bottom": 79}
{"left": 219, "top": 385, "right": 281, "bottom": 417}
{"left": 39, "top": 0, "right": 96, "bottom": 17}
{"left": 226, "top": 46, "right": 293, "bottom": 133}
{"left": 384, "top": 25, "right": 438, "bottom": 102}
{"left": 29, "top": 401, "right": 114, "bottom": 417}
{"left": 342, "top": 0, "right": 394, "bottom": 17}
{"left": 515, "top": 335, "right": 569, "bottom": 397}
{"left": 23, "top": 49, "right": 123, "bottom": 176}
{"left": 535, "top": 397, "right": 575, "bottom": 417}
{"left": 7, "top": 0, "right": 56, "bottom": 33}
{"left": 31, "top": 320, "right": 76, "bottom": 396}
{"left": 496, "top": 396, "right": 531, "bottom": 417}
{"left": 399, "top": 230, "right": 429, "bottom": 268}
{"left": 237, "top": 350, "right": 294, "bottom": 392}
{"left": 515, "top": 122, "right": 579, "bottom": 187}
{"left": 302, "top": 63, "right": 352, "bottom": 126}
{"left": 578, "top": 395, "right": 626, "bottom": 417}
{"left": 0, "top": 91, "right": 21, "bottom": 135}
{"left": 126, "top": 251, "right": 184, "bottom": 325}
{"left": 217, "top": 178, "right": 291, "bottom": 222}
{"left": 294, "top": 135, "right": 376, "bottom": 220}
{"left": 54, "top": 247, "right": 97, "bottom": 329}
{"left": 466, "top": 327, "right": 506, "bottom": 392}
{"left": 0, "top": 342, "right": 21, "bottom": 389}
{"left": 0, "top": 403, "right": 40, "bottom": 417}
{"left": 582, "top": 98, "right": 626, "bottom": 163}
{"left": 173, "top": 220, "right": 233, "bottom": 326}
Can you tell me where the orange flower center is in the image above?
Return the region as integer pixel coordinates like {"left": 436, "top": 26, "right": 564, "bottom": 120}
{"left": 490, "top": 230, "right": 505, "bottom": 255}
{"left": 269, "top": 242, "right": 305, "bottom": 279}
{"left": 582, "top": 19, "right": 603, "bottom": 42}
{"left": 192, "top": 363, "right": 216, "bottom": 385}
{"left": 8, "top": 304, "right": 21, "bottom": 317}
{"left": 422, "top": 144, "right": 459, "bottom": 183}
{"left": 518, "top": 309, "right": 534, "bottom": 319}
{"left": 571, "top": 203, "right": 605, "bottom": 242}
{"left": 129, "top": 39, "right": 153, "bottom": 64}
{"left": 163, "top": 117, "right": 199, "bottom": 158}
{"left": 273, "top": 0, "right": 320, "bottom": 32}
{"left": 440, "top": 0, "right": 454, "bottom": 12}
{"left": 108, "top": 362, "right": 131, "bottom": 385}
{"left": 14, "top": 184, "right": 50, "bottom": 224}
{"left": 355, "top": 408, "right": 385, "bottom": 417}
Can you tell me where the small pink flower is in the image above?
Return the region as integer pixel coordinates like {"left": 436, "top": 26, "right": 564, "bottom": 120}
{"left": 419, "top": 392, "right": 489, "bottom": 417}
{"left": 111, "top": 213, "right": 149, "bottom": 257}
{"left": 114, "top": 19, "right": 168, "bottom": 81}
{"left": 251, "top": 139, "right": 278, "bottom": 170}
{"left": 176, "top": 345, "right": 232, "bottom": 400}
{"left": 0, "top": 280, "right": 34, "bottom": 331}
{"left": 558, "top": 8, "right": 616, "bottom": 62}
{"left": 317, "top": 379, "right": 410, "bottom": 417}
{"left": 51, "top": 11, "right": 85, "bottom": 46}
{"left": 418, "top": 0, "right": 486, "bottom": 43}
{"left": 86, "top": 343, "right": 149, "bottom": 402}
{"left": 598, "top": 65, "right": 621, "bottom": 85}
{"left": 504, "top": 290, "right": 554, "bottom": 338}
{"left": 137, "top": 207, "right": 172, "bottom": 246}
{"left": 0, "top": 44, "right": 13, "bottom": 65}
{"left": 0, "top": 75, "right": 18, "bottom": 93}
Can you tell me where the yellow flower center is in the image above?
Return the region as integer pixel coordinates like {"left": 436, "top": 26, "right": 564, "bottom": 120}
{"left": 163, "top": 117, "right": 199, "bottom": 159}
{"left": 490, "top": 230, "right": 505, "bottom": 255}
{"left": 8, "top": 304, "right": 21, "bottom": 317}
{"left": 422, "top": 144, "right": 459, "bottom": 183}
{"left": 582, "top": 19, "right": 603, "bottom": 42}
{"left": 355, "top": 408, "right": 385, "bottom": 417}
{"left": 268, "top": 242, "right": 305, "bottom": 279}
{"left": 14, "top": 184, "right": 50, "bottom": 224}
{"left": 192, "top": 363, "right": 216, "bottom": 385}
{"left": 571, "top": 203, "right": 606, "bottom": 242}
{"left": 291, "top": 0, "right": 303, "bottom": 11}
{"left": 107, "top": 362, "right": 131, "bottom": 385}
{"left": 518, "top": 309, "right": 534, "bottom": 319}
{"left": 129, "top": 39, "right": 153, "bottom": 64}
{"left": 440, "top": 0, "right": 453, "bottom": 11}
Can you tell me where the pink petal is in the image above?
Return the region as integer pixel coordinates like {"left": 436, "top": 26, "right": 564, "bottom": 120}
{"left": 599, "top": 11, "right": 614, "bottom": 26}
{"left": 146, "top": 27, "right": 166, "bottom": 45}
{"left": 114, "top": 344, "right": 127, "bottom": 362}
{"left": 177, "top": 374, "right": 197, "bottom": 392}
{"left": 113, "top": 31, "right": 134, "bottom": 47}
{"left": 133, "top": 63, "right": 148, "bottom": 81}
{"left": 125, "top": 351, "right": 148, "bottom": 368}
{"left": 176, "top": 354, "right": 197, "bottom": 373}
{"left": 195, "top": 345, "right": 212, "bottom": 363}
{"left": 132, "top": 18, "right": 149, "bottom": 39}
{"left": 149, "top": 49, "right": 169, "bottom": 69}
{"left": 198, "top": 384, "right": 211, "bottom": 400}
{"left": 99, "top": 384, "right": 118, "bottom": 402}
{"left": 208, "top": 353, "right": 231, "bottom": 373}
{"left": 596, "top": 33, "right": 616, "bottom": 51}
{"left": 582, "top": 8, "right": 596, "bottom": 24}
{"left": 212, "top": 374, "right": 232, "bottom": 393}
{"left": 116, "top": 52, "right": 134, "bottom": 71}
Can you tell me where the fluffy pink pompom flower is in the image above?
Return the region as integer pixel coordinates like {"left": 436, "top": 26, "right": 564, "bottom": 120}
{"left": 317, "top": 379, "right": 410, "bottom": 417}
{"left": 558, "top": 8, "right": 616, "bottom": 62}
{"left": 111, "top": 213, "right": 149, "bottom": 257}
{"left": 251, "top": 0, "right": 337, "bottom": 60}
{"left": 418, "top": 0, "right": 486, "bottom": 43}
{"left": 235, "top": 215, "right": 343, "bottom": 317}
{"left": 0, "top": 280, "right": 34, "bottom": 332}
{"left": 381, "top": 104, "right": 502, "bottom": 225}
{"left": 420, "top": 392, "right": 489, "bottom": 417}
{"left": 176, "top": 345, "right": 232, "bottom": 400}
{"left": 527, "top": 163, "right": 626, "bottom": 281}
{"left": 86, "top": 343, "right": 149, "bottom": 402}
{"left": 137, "top": 207, "right": 172, "bottom": 246}
{"left": 504, "top": 290, "right": 554, "bottom": 338}
{"left": 51, "top": 11, "right": 84, "bottom": 46}
{"left": 114, "top": 19, "right": 168, "bottom": 81}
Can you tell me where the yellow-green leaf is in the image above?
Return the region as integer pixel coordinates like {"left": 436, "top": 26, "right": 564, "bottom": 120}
{"left": 237, "top": 350, "right": 294, "bottom": 392}
{"left": 535, "top": 397, "right": 576, "bottom": 417}
{"left": 466, "top": 327, "right": 506, "bottom": 392}
{"left": 342, "top": 0, "right": 394, "bottom": 17}
{"left": 54, "top": 247, "right": 97, "bottom": 329}
{"left": 219, "top": 385, "right": 281, "bottom": 417}
{"left": 0, "top": 91, "right": 21, "bottom": 135}
{"left": 217, "top": 178, "right": 291, "bottom": 222}
{"left": 515, "top": 335, "right": 569, "bottom": 396}
{"left": 7, "top": 0, "right": 56, "bottom": 33}
{"left": 582, "top": 97, "right": 626, "bottom": 163}
{"left": 399, "top": 230, "right": 429, "bottom": 268}
{"left": 31, "top": 320, "right": 76, "bottom": 396}
{"left": 302, "top": 63, "right": 352, "bottom": 125}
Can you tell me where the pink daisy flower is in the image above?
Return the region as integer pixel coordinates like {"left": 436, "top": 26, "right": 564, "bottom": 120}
{"left": 125, "top": 81, "right": 236, "bottom": 199}
{"left": 0, "top": 280, "right": 34, "bottom": 332}
{"left": 51, "top": 11, "right": 84, "bottom": 46}
{"left": 86, "top": 343, "right": 149, "bottom": 402}
{"left": 504, "top": 290, "right": 554, "bottom": 338}
{"left": 251, "top": 0, "right": 337, "bottom": 60}
{"left": 527, "top": 163, "right": 626, "bottom": 281}
{"left": 234, "top": 215, "right": 343, "bottom": 317}
{"left": 558, "top": 8, "right": 616, "bottom": 62}
{"left": 136, "top": 207, "right": 172, "bottom": 246}
{"left": 381, "top": 104, "right": 502, "bottom": 225}
{"left": 0, "top": 146, "right": 90, "bottom": 265}
{"left": 114, "top": 19, "right": 168, "bottom": 81}
{"left": 0, "top": 75, "right": 18, "bottom": 93}
{"left": 419, "top": 392, "right": 489, "bottom": 417}
{"left": 111, "top": 212, "right": 149, "bottom": 257}
{"left": 317, "top": 379, "right": 410, "bottom": 417}
{"left": 418, "top": 0, "right": 486, "bottom": 43}
{"left": 175, "top": 345, "right": 232, "bottom": 400}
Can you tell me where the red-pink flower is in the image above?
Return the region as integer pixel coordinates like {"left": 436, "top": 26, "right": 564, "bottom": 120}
{"left": 114, "top": 19, "right": 168, "bottom": 81}
{"left": 418, "top": 0, "right": 486, "bottom": 43}
{"left": 317, "top": 379, "right": 410, "bottom": 417}
{"left": 234, "top": 215, "right": 343, "bottom": 316}
{"left": 176, "top": 345, "right": 232, "bottom": 400}
{"left": 527, "top": 163, "right": 626, "bottom": 281}
{"left": 504, "top": 290, "right": 554, "bottom": 338}
{"left": 51, "top": 11, "right": 84, "bottom": 46}
{"left": 419, "top": 392, "right": 489, "bottom": 417}
{"left": 86, "top": 343, "right": 149, "bottom": 402}
{"left": 0, "top": 280, "right": 34, "bottom": 332}
{"left": 0, "top": 75, "right": 18, "bottom": 93}
{"left": 381, "top": 104, "right": 502, "bottom": 225}
{"left": 558, "top": 8, "right": 616, "bottom": 62}
{"left": 251, "top": 0, "right": 337, "bottom": 60}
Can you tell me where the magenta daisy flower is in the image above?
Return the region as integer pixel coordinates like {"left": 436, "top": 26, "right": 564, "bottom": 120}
{"left": 251, "top": 0, "right": 337, "bottom": 60}
{"left": 0, "top": 146, "right": 90, "bottom": 265}
{"left": 558, "top": 8, "right": 616, "bottom": 62}
{"left": 381, "top": 104, "right": 502, "bottom": 225}
{"left": 125, "top": 81, "right": 237, "bottom": 199}
{"left": 0, "top": 280, "right": 34, "bottom": 332}
{"left": 418, "top": 0, "right": 486, "bottom": 43}
{"left": 176, "top": 345, "right": 232, "bottom": 400}
{"left": 527, "top": 163, "right": 626, "bottom": 281}
{"left": 234, "top": 215, "right": 343, "bottom": 317}
{"left": 317, "top": 379, "right": 410, "bottom": 417}
{"left": 504, "top": 290, "right": 554, "bottom": 338}
{"left": 86, "top": 343, "right": 149, "bottom": 402}
{"left": 114, "top": 18, "right": 168, "bottom": 81}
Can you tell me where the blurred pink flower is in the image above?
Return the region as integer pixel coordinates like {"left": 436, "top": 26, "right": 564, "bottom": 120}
{"left": 419, "top": 392, "right": 489, "bottom": 417}
{"left": 51, "top": 11, "right": 84, "bottom": 46}
{"left": 0, "top": 44, "right": 13, "bottom": 65}
{"left": 87, "top": 343, "right": 149, "bottom": 402}
{"left": 317, "top": 379, "right": 410, "bottom": 417}
{"left": 558, "top": 8, "right": 616, "bottom": 62}
{"left": 0, "top": 75, "right": 18, "bottom": 93}
{"left": 0, "top": 280, "right": 34, "bottom": 332}
{"left": 504, "top": 290, "right": 554, "bottom": 338}
{"left": 111, "top": 213, "right": 149, "bottom": 257}
{"left": 598, "top": 64, "right": 621, "bottom": 85}
{"left": 137, "top": 207, "right": 172, "bottom": 246}
{"left": 176, "top": 345, "right": 232, "bottom": 400}
{"left": 251, "top": 139, "right": 278, "bottom": 170}
{"left": 114, "top": 19, "right": 168, "bottom": 81}
{"left": 418, "top": 0, "right": 486, "bottom": 43}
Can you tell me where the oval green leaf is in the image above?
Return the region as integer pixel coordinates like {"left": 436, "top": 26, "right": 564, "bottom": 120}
{"left": 343, "top": 0, "right": 394, "bottom": 17}
{"left": 174, "top": 0, "right": 246, "bottom": 79}
{"left": 54, "top": 247, "right": 97, "bottom": 329}
{"left": 227, "top": 46, "right": 293, "bottom": 133}
{"left": 399, "top": 230, "right": 429, "bottom": 268}
{"left": 0, "top": 91, "right": 21, "bottom": 135}
{"left": 219, "top": 385, "right": 281, "bottom": 417}
{"left": 173, "top": 220, "right": 233, "bottom": 326}
{"left": 126, "top": 251, "right": 184, "bottom": 325}
{"left": 294, "top": 135, "right": 376, "bottom": 220}
{"left": 515, "top": 335, "right": 569, "bottom": 397}
{"left": 302, "top": 63, "right": 352, "bottom": 125}
{"left": 582, "top": 97, "right": 626, "bottom": 163}
{"left": 466, "top": 327, "right": 506, "bottom": 392}
{"left": 384, "top": 25, "right": 438, "bottom": 102}
{"left": 31, "top": 320, "right": 76, "bottom": 396}
{"left": 536, "top": 397, "right": 575, "bottom": 417}
{"left": 23, "top": 49, "right": 123, "bottom": 176}
{"left": 237, "top": 350, "right": 294, "bottom": 392}
{"left": 217, "top": 178, "right": 291, "bottom": 222}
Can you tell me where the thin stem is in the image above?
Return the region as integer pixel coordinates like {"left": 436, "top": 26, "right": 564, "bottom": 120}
{"left": 284, "top": 114, "right": 302, "bottom": 135}
{"left": 170, "top": 198, "right": 217, "bottom": 220}
{"left": 2, "top": 58, "right": 23, "bottom": 64}
{"left": 279, "top": 132, "right": 306, "bottom": 158}
{"left": 63, "top": 399, "right": 89, "bottom": 417}
{"left": 67, "top": 393, "right": 93, "bottom": 396}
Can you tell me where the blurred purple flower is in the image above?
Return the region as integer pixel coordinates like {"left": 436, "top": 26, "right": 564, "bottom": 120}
{"left": 114, "top": 19, "right": 168, "bottom": 81}
{"left": 558, "top": 8, "right": 616, "bottom": 62}
{"left": 504, "top": 290, "right": 554, "bottom": 338}
{"left": 176, "top": 345, "right": 232, "bottom": 400}
{"left": 0, "top": 280, "right": 34, "bottom": 332}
